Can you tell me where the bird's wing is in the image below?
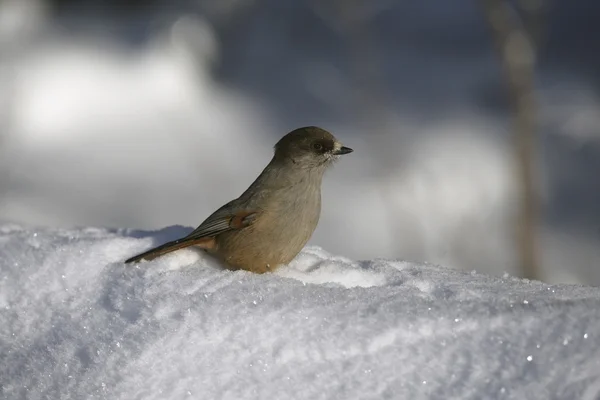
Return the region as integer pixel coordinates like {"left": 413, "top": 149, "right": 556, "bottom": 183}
{"left": 184, "top": 207, "right": 259, "bottom": 241}
{"left": 124, "top": 206, "right": 259, "bottom": 264}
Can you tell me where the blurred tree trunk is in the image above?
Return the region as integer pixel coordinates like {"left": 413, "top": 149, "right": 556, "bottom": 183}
{"left": 481, "top": 0, "right": 543, "bottom": 280}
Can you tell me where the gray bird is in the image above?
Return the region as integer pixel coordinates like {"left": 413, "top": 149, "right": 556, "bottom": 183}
{"left": 124, "top": 126, "right": 353, "bottom": 273}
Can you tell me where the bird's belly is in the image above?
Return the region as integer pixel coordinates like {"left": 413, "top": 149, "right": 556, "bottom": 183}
{"left": 215, "top": 207, "right": 319, "bottom": 273}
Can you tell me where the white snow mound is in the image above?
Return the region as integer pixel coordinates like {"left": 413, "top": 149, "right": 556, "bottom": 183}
{"left": 1, "top": 224, "right": 600, "bottom": 400}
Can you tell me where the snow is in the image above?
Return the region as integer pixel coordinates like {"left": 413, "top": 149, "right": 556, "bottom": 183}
{"left": 2, "top": 224, "right": 600, "bottom": 400}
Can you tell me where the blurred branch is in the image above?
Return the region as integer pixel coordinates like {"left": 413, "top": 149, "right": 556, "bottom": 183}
{"left": 311, "top": 0, "right": 389, "bottom": 114}
{"left": 514, "top": 0, "right": 548, "bottom": 49}
{"left": 312, "top": 0, "right": 405, "bottom": 253}
{"left": 481, "top": 0, "right": 542, "bottom": 280}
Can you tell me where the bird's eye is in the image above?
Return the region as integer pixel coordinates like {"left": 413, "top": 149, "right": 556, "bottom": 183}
{"left": 312, "top": 142, "right": 323, "bottom": 151}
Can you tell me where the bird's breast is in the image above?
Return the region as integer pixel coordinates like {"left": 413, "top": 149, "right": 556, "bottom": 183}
{"left": 215, "top": 184, "right": 321, "bottom": 273}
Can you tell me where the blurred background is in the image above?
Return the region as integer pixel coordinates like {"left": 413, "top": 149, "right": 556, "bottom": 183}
{"left": 0, "top": 0, "right": 599, "bottom": 284}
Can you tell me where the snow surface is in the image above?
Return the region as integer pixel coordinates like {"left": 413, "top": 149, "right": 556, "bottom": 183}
{"left": 1, "top": 224, "right": 600, "bottom": 400}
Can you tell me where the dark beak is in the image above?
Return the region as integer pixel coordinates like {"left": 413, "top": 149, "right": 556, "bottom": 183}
{"left": 335, "top": 146, "right": 353, "bottom": 155}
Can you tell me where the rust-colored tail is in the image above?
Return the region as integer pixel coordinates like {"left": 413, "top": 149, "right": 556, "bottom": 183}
{"left": 124, "top": 236, "right": 215, "bottom": 264}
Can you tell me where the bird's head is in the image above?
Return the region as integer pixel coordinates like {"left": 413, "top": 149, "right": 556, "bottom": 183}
{"left": 273, "top": 126, "right": 353, "bottom": 169}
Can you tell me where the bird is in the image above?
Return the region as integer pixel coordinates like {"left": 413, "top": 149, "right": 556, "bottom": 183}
{"left": 124, "top": 126, "right": 353, "bottom": 273}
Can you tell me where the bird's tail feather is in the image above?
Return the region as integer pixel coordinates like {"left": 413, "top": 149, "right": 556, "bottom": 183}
{"left": 124, "top": 237, "right": 213, "bottom": 264}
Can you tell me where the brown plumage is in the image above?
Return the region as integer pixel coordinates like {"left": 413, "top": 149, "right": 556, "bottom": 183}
{"left": 124, "top": 126, "right": 353, "bottom": 273}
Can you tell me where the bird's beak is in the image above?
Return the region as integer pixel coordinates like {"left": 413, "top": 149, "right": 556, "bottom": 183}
{"left": 334, "top": 146, "right": 353, "bottom": 155}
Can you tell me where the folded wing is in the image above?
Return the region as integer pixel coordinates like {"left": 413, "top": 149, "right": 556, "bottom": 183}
{"left": 124, "top": 208, "right": 258, "bottom": 264}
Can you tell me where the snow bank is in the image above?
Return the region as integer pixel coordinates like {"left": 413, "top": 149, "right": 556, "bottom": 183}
{"left": 1, "top": 224, "right": 599, "bottom": 400}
